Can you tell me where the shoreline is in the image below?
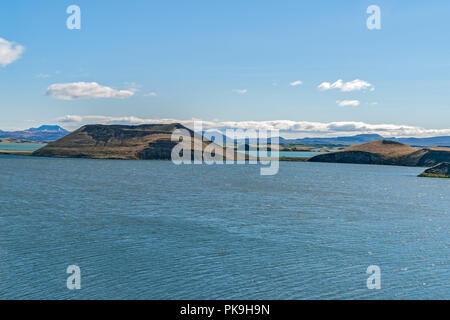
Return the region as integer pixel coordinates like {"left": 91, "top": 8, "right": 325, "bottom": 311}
{"left": 0, "top": 151, "right": 444, "bottom": 172}
{"left": 1, "top": 150, "right": 311, "bottom": 162}
{"left": 0, "top": 150, "right": 33, "bottom": 156}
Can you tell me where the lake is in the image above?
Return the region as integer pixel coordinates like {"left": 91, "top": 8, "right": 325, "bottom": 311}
{"left": 245, "top": 150, "right": 326, "bottom": 158}
{"left": 0, "top": 143, "right": 46, "bottom": 152}
{"left": 0, "top": 155, "right": 448, "bottom": 299}
{"left": 1, "top": 143, "right": 322, "bottom": 158}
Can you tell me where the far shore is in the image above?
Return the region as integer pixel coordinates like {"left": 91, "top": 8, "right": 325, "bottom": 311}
{"left": 0, "top": 138, "right": 43, "bottom": 144}
{"left": 0, "top": 149, "right": 311, "bottom": 161}
{"left": 0, "top": 150, "right": 34, "bottom": 156}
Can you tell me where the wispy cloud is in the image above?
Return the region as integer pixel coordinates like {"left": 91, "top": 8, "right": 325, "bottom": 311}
{"left": 289, "top": 80, "right": 303, "bottom": 87}
{"left": 36, "top": 73, "right": 52, "bottom": 79}
{"left": 232, "top": 89, "right": 248, "bottom": 94}
{"left": 55, "top": 115, "right": 450, "bottom": 138}
{"left": 58, "top": 115, "right": 84, "bottom": 123}
{"left": 337, "top": 100, "right": 360, "bottom": 107}
{"left": 0, "top": 38, "right": 24, "bottom": 67}
{"left": 36, "top": 71, "right": 61, "bottom": 79}
{"left": 318, "top": 79, "right": 373, "bottom": 92}
{"left": 46, "top": 82, "right": 135, "bottom": 100}
{"left": 144, "top": 92, "right": 157, "bottom": 97}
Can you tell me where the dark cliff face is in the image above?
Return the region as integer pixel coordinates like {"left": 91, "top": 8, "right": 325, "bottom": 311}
{"left": 414, "top": 149, "right": 450, "bottom": 167}
{"left": 136, "top": 138, "right": 178, "bottom": 160}
{"left": 419, "top": 162, "right": 450, "bottom": 178}
{"left": 308, "top": 151, "right": 384, "bottom": 165}
{"left": 309, "top": 140, "right": 450, "bottom": 167}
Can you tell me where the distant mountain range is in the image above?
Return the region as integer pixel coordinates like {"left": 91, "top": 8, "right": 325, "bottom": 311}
{"left": 1, "top": 125, "right": 449, "bottom": 147}
{"left": 0, "top": 125, "right": 70, "bottom": 142}
{"left": 282, "top": 134, "right": 450, "bottom": 147}
{"left": 203, "top": 132, "right": 450, "bottom": 148}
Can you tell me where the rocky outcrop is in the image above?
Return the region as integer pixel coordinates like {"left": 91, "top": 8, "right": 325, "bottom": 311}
{"left": 309, "top": 140, "right": 450, "bottom": 167}
{"left": 409, "top": 148, "right": 450, "bottom": 167}
{"left": 418, "top": 162, "right": 450, "bottom": 178}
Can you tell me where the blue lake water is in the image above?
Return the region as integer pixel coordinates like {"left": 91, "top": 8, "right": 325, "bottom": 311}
{"left": 0, "top": 143, "right": 46, "bottom": 152}
{"left": 0, "top": 155, "right": 448, "bottom": 300}
{"left": 245, "top": 151, "right": 326, "bottom": 158}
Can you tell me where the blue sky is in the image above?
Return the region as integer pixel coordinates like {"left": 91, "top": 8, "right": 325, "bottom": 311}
{"left": 0, "top": 0, "right": 449, "bottom": 137}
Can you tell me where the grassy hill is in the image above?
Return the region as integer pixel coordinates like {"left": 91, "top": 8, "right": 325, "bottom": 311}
{"left": 309, "top": 140, "right": 450, "bottom": 167}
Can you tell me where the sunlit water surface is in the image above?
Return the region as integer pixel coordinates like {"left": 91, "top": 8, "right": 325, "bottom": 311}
{"left": 0, "top": 155, "right": 448, "bottom": 299}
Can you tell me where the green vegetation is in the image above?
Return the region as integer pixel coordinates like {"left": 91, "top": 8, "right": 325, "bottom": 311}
{"left": 418, "top": 162, "right": 449, "bottom": 178}
{"left": 418, "top": 174, "right": 449, "bottom": 178}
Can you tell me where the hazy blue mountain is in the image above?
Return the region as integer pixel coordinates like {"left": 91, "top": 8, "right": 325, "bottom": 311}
{"left": 2, "top": 124, "right": 448, "bottom": 147}
{"left": 27, "top": 125, "right": 68, "bottom": 132}
{"left": 281, "top": 134, "right": 384, "bottom": 146}
{"left": 282, "top": 134, "right": 450, "bottom": 147}
{"left": 201, "top": 131, "right": 450, "bottom": 147}
{"left": 0, "top": 125, "right": 70, "bottom": 142}
{"left": 392, "top": 136, "right": 450, "bottom": 147}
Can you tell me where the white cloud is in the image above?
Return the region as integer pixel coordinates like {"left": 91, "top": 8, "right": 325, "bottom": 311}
{"left": 0, "top": 38, "right": 25, "bottom": 67}
{"left": 57, "top": 115, "right": 84, "bottom": 123}
{"left": 337, "top": 100, "right": 360, "bottom": 107}
{"left": 46, "top": 82, "right": 135, "bottom": 100}
{"left": 318, "top": 79, "right": 373, "bottom": 92}
{"left": 144, "top": 92, "right": 157, "bottom": 97}
{"left": 55, "top": 115, "right": 450, "bottom": 138}
{"left": 232, "top": 89, "right": 248, "bottom": 94}
{"left": 289, "top": 80, "right": 303, "bottom": 87}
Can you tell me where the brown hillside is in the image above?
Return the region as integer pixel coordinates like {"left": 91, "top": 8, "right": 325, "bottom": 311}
{"left": 343, "top": 140, "right": 418, "bottom": 157}
{"left": 32, "top": 123, "right": 237, "bottom": 160}
{"left": 309, "top": 140, "right": 450, "bottom": 167}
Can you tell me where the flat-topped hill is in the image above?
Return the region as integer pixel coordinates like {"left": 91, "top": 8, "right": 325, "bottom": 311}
{"left": 309, "top": 140, "right": 450, "bottom": 167}
{"left": 32, "top": 123, "right": 232, "bottom": 160}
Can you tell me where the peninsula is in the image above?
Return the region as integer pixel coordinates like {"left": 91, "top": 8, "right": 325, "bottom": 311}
{"left": 308, "top": 140, "right": 450, "bottom": 167}
{"left": 418, "top": 162, "right": 450, "bottom": 178}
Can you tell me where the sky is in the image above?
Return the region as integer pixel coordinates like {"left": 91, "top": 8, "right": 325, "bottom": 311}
{"left": 0, "top": 0, "right": 449, "bottom": 137}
